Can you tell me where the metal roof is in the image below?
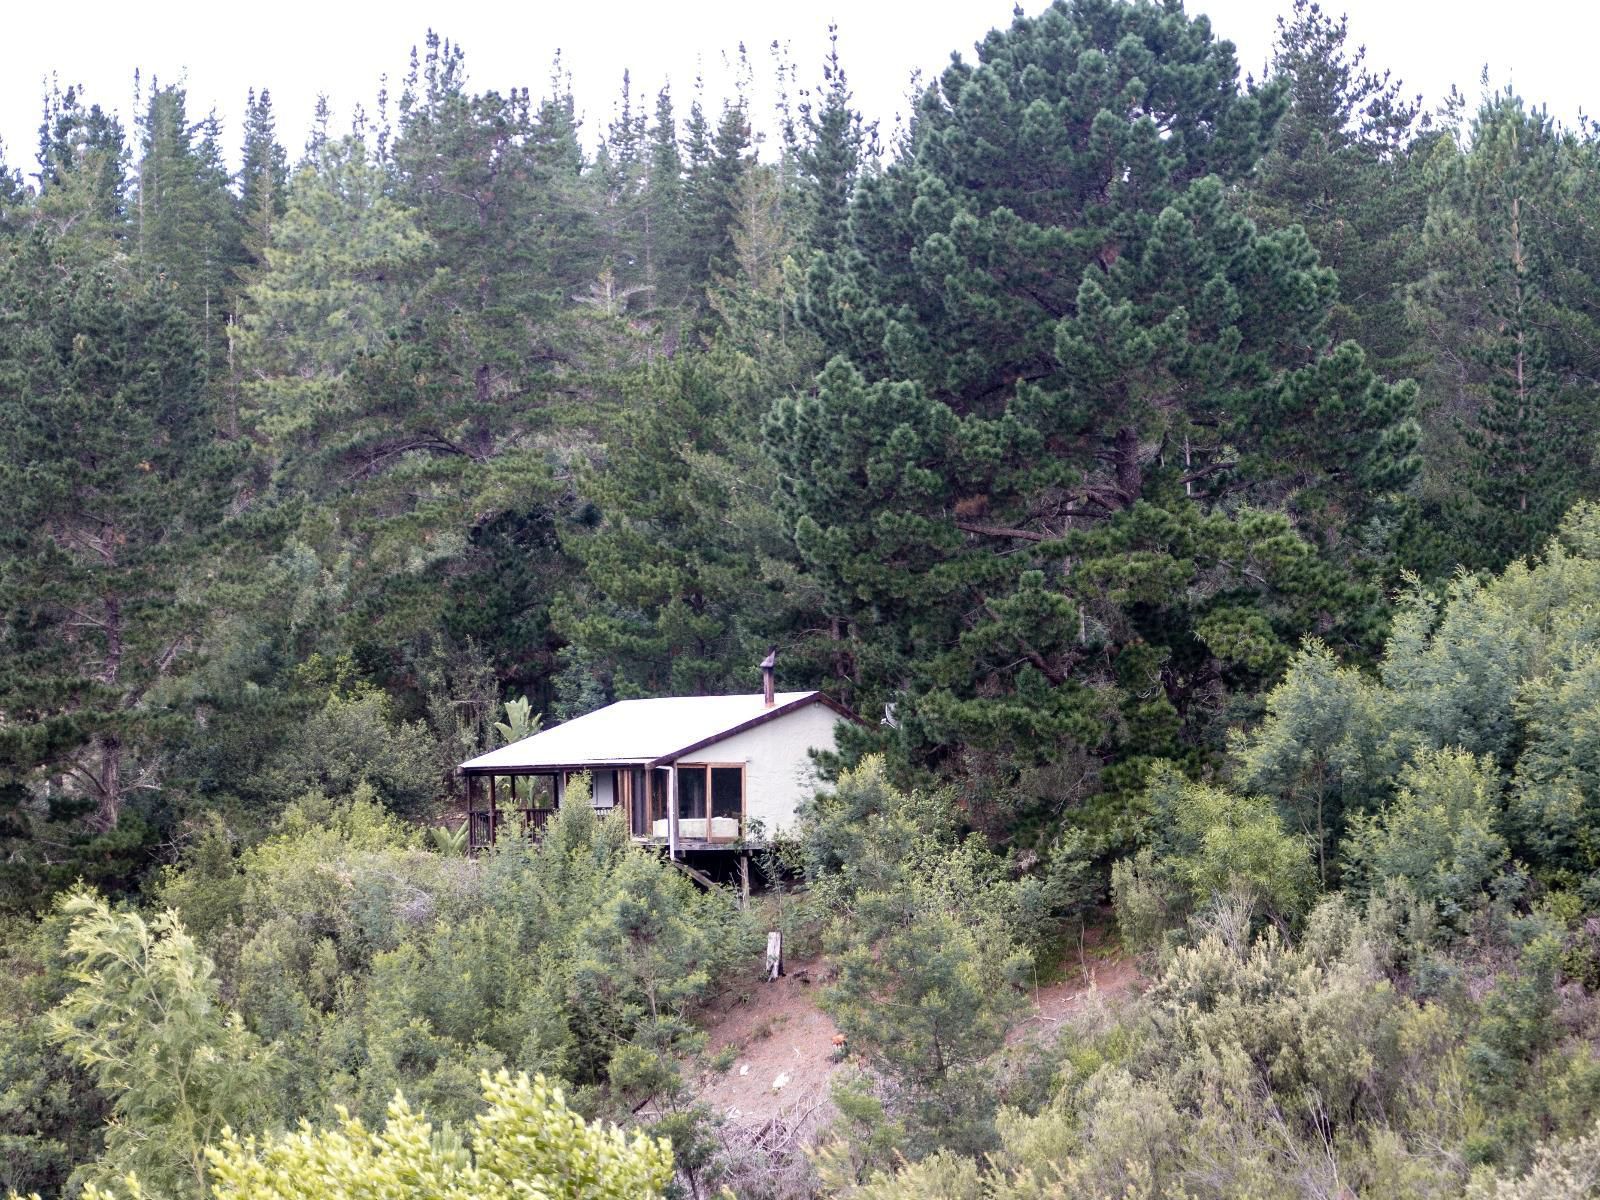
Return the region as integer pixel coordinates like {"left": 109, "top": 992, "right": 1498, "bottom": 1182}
{"left": 457, "top": 691, "right": 830, "bottom": 773}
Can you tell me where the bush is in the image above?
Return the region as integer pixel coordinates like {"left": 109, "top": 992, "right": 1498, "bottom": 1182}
{"left": 1112, "top": 765, "right": 1314, "bottom": 949}
{"left": 13, "top": 1071, "right": 672, "bottom": 1200}
{"left": 1345, "top": 747, "right": 1509, "bottom": 930}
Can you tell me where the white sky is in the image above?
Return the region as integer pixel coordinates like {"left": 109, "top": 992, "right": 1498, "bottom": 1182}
{"left": 1, "top": 0, "right": 1594, "bottom": 178}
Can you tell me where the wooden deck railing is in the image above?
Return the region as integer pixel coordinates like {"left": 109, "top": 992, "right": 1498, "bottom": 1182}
{"left": 468, "top": 806, "right": 556, "bottom": 852}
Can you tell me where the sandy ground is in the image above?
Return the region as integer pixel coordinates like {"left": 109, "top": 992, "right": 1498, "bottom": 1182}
{"left": 1007, "top": 955, "right": 1142, "bottom": 1047}
{"left": 694, "top": 960, "right": 842, "bottom": 1138}
{"left": 690, "top": 950, "right": 1143, "bottom": 1137}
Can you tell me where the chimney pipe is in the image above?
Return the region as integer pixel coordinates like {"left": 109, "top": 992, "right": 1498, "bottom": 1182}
{"left": 760, "top": 647, "right": 777, "bottom": 707}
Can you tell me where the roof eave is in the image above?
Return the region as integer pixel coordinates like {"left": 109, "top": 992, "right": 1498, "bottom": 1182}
{"left": 648, "top": 691, "right": 866, "bottom": 766}
{"left": 457, "top": 757, "right": 656, "bottom": 775}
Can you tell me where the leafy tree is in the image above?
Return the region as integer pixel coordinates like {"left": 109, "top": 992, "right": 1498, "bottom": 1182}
{"left": 805, "top": 759, "right": 1029, "bottom": 1154}
{"left": 571, "top": 849, "right": 726, "bottom": 1055}
{"left": 1466, "top": 933, "right": 1566, "bottom": 1154}
{"left": 0, "top": 913, "right": 108, "bottom": 1199}
{"left": 149, "top": 789, "right": 744, "bottom": 1153}
{"left": 1234, "top": 502, "right": 1600, "bottom": 899}
{"left": 1112, "top": 764, "right": 1314, "bottom": 948}
{"left": 1344, "top": 746, "right": 1508, "bottom": 928}
{"left": 1466, "top": 1117, "right": 1600, "bottom": 1199}
{"left": 1231, "top": 639, "right": 1392, "bottom": 884}
{"left": 832, "top": 896, "right": 1489, "bottom": 1199}
{"left": 16, "top": 1071, "right": 672, "bottom": 1200}
{"left": 204, "top": 1070, "right": 670, "bottom": 1200}
{"left": 48, "top": 891, "right": 271, "bottom": 1198}
{"left": 254, "top": 690, "right": 442, "bottom": 819}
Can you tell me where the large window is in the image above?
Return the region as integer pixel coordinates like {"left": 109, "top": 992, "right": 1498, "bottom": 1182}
{"left": 676, "top": 766, "right": 708, "bottom": 820}
{"left": 666, "top": 763, "right": 745, "bottom": 840}
{"left": 711, "top": 767, "right": 742, "bottom": 821}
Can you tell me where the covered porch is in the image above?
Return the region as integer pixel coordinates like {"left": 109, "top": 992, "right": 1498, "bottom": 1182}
{"left": 462, "top": 760, "right": 748, "bottom": 857}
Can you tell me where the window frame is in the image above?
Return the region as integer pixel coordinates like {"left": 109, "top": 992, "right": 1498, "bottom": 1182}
{"left": 673, "top": 761, "right": 746, "bottom": 842}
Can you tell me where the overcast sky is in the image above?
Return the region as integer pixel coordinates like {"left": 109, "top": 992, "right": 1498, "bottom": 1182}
{"left": 2, "top": 0, "right": 1594, "bottom": 178}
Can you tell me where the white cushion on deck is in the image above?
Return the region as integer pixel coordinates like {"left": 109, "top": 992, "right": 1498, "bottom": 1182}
{"left": 651, "top": 817, "right": 739, "bottom": 840}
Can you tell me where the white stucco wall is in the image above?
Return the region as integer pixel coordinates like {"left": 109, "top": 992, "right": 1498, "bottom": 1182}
{"left": 682, "top": 701, "right": 843, "bottom": 838}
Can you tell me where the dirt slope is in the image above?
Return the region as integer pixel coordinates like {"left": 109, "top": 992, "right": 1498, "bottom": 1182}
{"left": 691, "top": 953, "right": 1141, "bottom": 1136}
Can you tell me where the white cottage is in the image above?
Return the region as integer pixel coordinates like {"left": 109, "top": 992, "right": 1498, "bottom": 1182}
{"left": 456, "top": 664, "right": 859, "bottom": 862}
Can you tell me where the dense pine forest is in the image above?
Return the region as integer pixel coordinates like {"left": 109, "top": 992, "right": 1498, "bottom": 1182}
{"left": 7, "top": 1, "right": 1600, "bottom": 1196}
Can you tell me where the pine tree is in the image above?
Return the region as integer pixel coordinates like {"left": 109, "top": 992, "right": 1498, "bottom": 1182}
{"left": 1246, "top": 0, "right": 1428, "bottom": 373}
{"left": 642, "top": 85, "right": 690, "bottom": 323}
{"left": 794, "top": 27, "right": 875, "bottom": 258}
{"left": 0, "top": 136, "right": 24, "bottom": 234}
{"left": 393, "top": 34, "right": 600, "bottom": 428}
{"left": 304, "top": 93, "right": 332, "bottom": 164}
{"left": 680, "top": 80, "right": 754, "bottom": 316}
{"left": 590, "top": 72, "right": 646, "bottom": 285}
{"left": 769, "top": 0, "right": 1418, "bottom": 809}
{"left": 132, "top": 86, "right": 246, "bottom": 374}
{"left": 34, "top": 83, "right": 128, "bottom": 245}
{"left": 237, "top": 88, "right": 289, "bottom": 266}
{"left": 558, "top": 353, "right": 823, "bottom": 700}
{"left": 238, "top": 133, "right": 429, "bottom": 451}
{"left": 1463, "top": 208, "right": 1570, "bottom": 562}
{"left": 1410, "top": 91, "right": 1600, "bottom": 567}
{"left": 0, "top": 231, "right": 244, "bottom": 880}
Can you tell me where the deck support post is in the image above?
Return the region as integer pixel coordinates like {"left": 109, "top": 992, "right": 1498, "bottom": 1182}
{"left": 488, "top": 774, "right": 498, "bottom": 847}
{"left": 666, "top": 767, "right": 679, "bottom": 861}
{"left": 739, "top": 851, "right": 750, "bottom": 908}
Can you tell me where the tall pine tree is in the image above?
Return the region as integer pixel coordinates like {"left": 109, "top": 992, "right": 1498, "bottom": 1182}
{"left": 769, "top": 0, "right": 1419, "bottom": 820}
{"left": 34, "top": 83, "right": 129, "bottom": 247}
{"left": 238, "top": 88, "right": 289, "bottom": 266}
{"left": 0, "top": 231, "right": 244, "bottom": 900}
{"left": 133, "top": 85, "right": 246, "bottom": 375}
{"left": 1410, "top": 91, "right": 1600, "bottom": 567}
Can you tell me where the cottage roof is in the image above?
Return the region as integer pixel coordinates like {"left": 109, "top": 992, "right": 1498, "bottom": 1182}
{"left": 458, "top": 691, "right": 839, "bottom": 773}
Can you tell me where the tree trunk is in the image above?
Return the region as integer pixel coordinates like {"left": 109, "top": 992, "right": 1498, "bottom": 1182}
{"left": 92, "top": 733, "right": 122, "bottom": 832}
{"left": 1113, "top": 425, "right": 1142, "bottom": 505}
{"left": 93, "top": 593, "right": 125, "bottom": 831}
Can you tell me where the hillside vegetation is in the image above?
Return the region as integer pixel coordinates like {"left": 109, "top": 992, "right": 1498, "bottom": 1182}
{"left": 7, "top": 2, "right": 1600, "bottom": 1196}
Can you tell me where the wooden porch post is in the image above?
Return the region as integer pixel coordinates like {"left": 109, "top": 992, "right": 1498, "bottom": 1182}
{"left": 488, "top": 774, "right": 499, "bottom": 846}
{"left": 739, "top": 851, "right": 750, "bottom": 909}
{"left": 667, "top": 767, "right": 679, "bottom": 861}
